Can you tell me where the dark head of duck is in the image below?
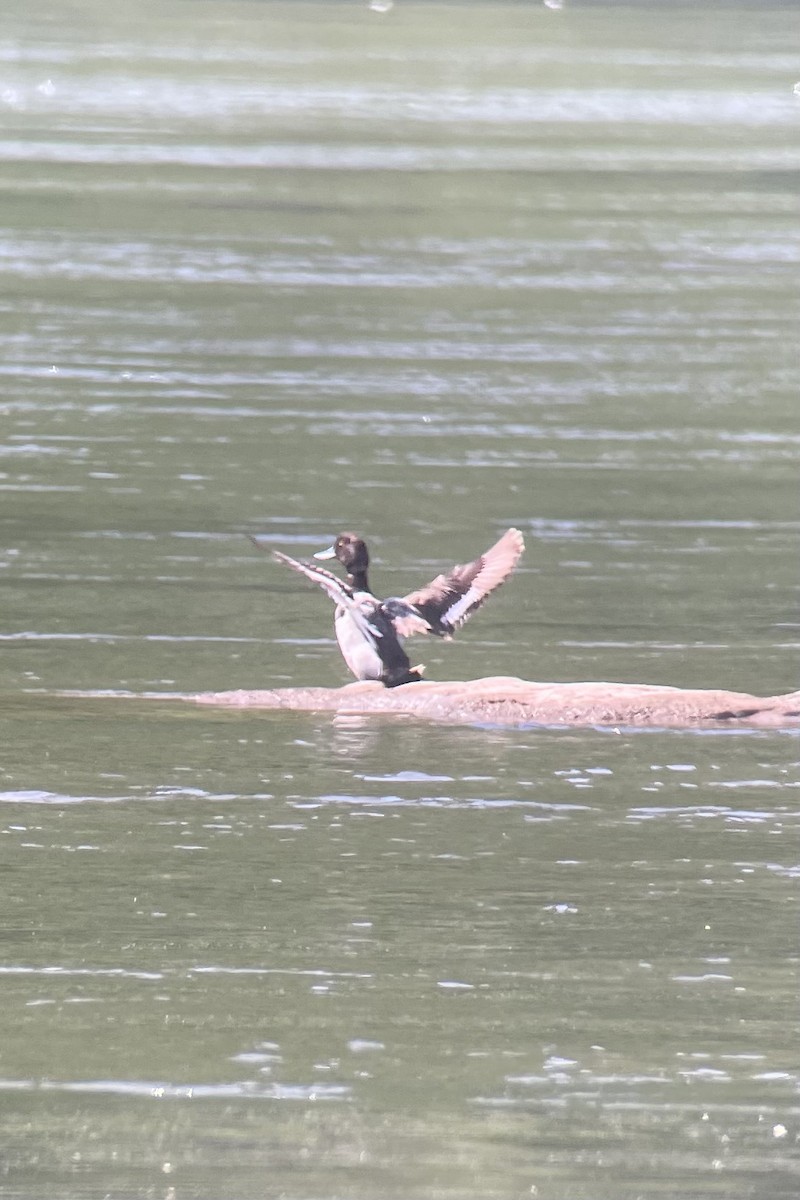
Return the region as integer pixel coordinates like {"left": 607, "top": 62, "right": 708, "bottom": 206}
{"left": 314, "top": 532, "right": 370, "bottom": 591}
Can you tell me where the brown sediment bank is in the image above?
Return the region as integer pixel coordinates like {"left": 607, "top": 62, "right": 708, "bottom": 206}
{"left": 192, "top": 677, "right": 800, "bottom": 729}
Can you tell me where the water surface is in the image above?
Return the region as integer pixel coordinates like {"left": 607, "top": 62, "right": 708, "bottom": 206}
{"left": 0, "top": 2, "right": 798, "bottom": 1197}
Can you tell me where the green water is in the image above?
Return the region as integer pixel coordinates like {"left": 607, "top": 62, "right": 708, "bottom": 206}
{"left": 0, "top": 2, "right": 798, "bottom": 1197}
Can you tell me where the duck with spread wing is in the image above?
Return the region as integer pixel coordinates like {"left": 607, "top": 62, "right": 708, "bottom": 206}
{"left": 253, "top": 528, "right": 524, "bottom": 688}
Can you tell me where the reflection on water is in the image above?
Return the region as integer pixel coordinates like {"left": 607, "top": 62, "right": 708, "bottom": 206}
{"left": 1, "top": 0, "right": 799, "bottom": 1197}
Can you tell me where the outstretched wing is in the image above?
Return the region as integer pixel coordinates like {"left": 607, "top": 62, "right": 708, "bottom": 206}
{"left": 269, "top": 548, "right": 383, "bottom": 641}
{"left": 402, "top": 527, "right": 524, "bottom": 635}
{"left": 271, "top": 548, "right": 351, "bottom": 606}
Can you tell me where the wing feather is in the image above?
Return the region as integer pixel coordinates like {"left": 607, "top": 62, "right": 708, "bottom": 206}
{"left": 380, "top": 597, "right": 437, "bottom": 639}
{"left": 402, "top": 527, "right": 524, "bottom": 634}
{"left": 271, "top": 549, "right": 383, "bottom": 641}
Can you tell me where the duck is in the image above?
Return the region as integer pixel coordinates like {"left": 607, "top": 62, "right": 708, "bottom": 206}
{"left": 257, "top": 528, "right": 524, "bottom": 688}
